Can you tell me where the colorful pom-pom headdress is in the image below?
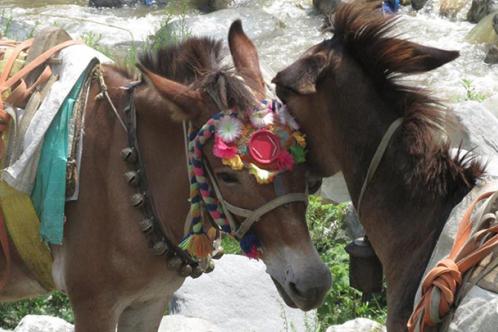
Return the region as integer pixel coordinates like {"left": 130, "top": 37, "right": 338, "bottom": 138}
{"left": 180, "top": 99, "right": 307, "bottom": 260}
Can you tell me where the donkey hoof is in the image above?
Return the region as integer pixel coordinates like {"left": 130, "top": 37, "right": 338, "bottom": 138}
{"left": 167, "top": 256, "right": 182, "bottom": 270}
{"left": 212, "top": 247, "right": 224, "bottom": 260}
{"left": 191, "top": 265, "right": 203, "bottom": 279}
{"left": 179, "top": 264, "right": 193, "bottom": 277}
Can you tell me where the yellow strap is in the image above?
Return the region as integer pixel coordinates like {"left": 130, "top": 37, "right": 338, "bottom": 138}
{"left": 0, "top": 181, "right": 55, "bottom": 291}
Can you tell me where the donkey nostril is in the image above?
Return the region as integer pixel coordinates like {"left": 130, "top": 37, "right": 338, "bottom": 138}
{"left": 289, "top": 282, "right": 301, "bottom": 296}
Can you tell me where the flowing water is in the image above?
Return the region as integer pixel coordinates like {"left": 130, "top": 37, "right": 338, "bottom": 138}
{"left": 1, "top": 0, "right": 497, "bottom": 111}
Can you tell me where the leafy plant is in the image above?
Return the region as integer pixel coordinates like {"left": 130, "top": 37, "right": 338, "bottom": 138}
{"left": 0, "top": 292, "right": 72, "bottom": 329}
{"left": 462, "top": 79, "right": 486, "bottom": 102}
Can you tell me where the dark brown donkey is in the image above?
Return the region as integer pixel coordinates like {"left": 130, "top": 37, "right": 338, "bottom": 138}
{"left": 0, "top": 22, "right": 331, "bottom": 331}
{"left": 273, "top": 3, "right": 485, "bottom": 331}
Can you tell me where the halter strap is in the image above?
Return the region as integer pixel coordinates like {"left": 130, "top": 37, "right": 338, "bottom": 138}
{"left": 356, "top": 117, "right": 403, "bottom": 216}
{"left": 204, "top": 164, "right": 308, "bottom": 239}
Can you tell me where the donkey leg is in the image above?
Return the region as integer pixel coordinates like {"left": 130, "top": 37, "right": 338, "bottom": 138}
{"left": 117, "top": 297, "right": 169, "bottom": 332}
{"left": 71, "top": 300, "right": 121, "bottom": 332}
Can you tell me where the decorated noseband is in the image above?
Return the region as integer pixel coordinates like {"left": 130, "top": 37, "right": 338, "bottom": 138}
{"left": 179, "top": 99, "right": 307, "bottom": 259}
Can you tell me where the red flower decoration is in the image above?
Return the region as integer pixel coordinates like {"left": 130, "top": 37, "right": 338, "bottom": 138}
{"left": 276, "top": 150, "right": 295, "bottom": 171}
{"left": 213, "top": 135, "right": 238, "bottom": 159}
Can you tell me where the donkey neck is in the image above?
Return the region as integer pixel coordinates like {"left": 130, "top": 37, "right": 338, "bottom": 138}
{"left": 330, "top": 92, "right": 468, "bottom": 329}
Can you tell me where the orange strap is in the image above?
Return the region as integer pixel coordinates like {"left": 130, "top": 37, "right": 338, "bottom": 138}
{"left": 0, "top": 206, "right": 11, "bottom": 290}
{"left": 408, "top": 191, "right": 498, "bottom": 331}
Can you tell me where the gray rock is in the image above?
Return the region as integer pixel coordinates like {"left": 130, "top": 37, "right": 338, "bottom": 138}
{"left": 412, "top": 0, "right": 429, "bottom": 10}
{"left": 319, "top": 172, "right": 351, "bottom": 204}
{"left": 13, "top": 315, "right": 73, "bottom": 332}
{"left": 0, "top": 328, "right": 13, "bottom": 332}
{"left": 170, "top": 254, "right": 317, "bottom": 332}
{"left": 485, "top": 45, "right": 498, "bottom": 63}
{"left": 493, "top": 13, "right": 498, "bottom": 33}
{"left": 344, "top": 203, "right": 365, "bottom": 240}
{"left": 158, "top": 315, "right": 216, "bottom": 332}
{"left": 326, "top": 318, "right": 386, "bottom": 332}
{"left": 447, "top": 101, "right": 498, "bottom": 156}
{"left": 192, "top": 0, "right": 233, "bottom": 12}
{"left": 467, "top": 0, "right": 498, "bottom": 23}
{"left": 313, "top": 0, "right": 342, "bottom": 15}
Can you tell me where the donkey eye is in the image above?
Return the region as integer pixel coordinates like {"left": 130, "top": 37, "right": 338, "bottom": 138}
{"left": 217, "top": 172, "right": 239, "bottom": 184}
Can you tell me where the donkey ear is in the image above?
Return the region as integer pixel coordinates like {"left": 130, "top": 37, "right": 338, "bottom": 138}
{"left": 228, "top": 20, "right": 265, "bottom": 100}
{"left": 137, "top": 63, "right": 204, "bottom": 121}
{"left": 272, "top": 53, "right": 328, "bottom": 95}
{"left": 384, "top": 39, "right": 459, "bottom": 74}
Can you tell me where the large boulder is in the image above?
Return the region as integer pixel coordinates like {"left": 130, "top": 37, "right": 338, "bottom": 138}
{"left": 485, "top": 45, "right": 498, "bottom": 63}
{"left": 326, "top": 318, "right": 386, "bottom": 332}
{"left": 440, "top": 0, "right": 471, "bottom": 18}
{"left": 313, "top": 0, "right": 343, "bottom": 15}
{"left": 411, "top": 0, "right": 429, "bottom": 10}
{"left": 447, "top": 101, "right": 498, "bottom": 157}
{"left": 13, "top": 315, "right": 73, "bottom": 332}
{"left": 170, "top": 254, "right": 317, "bottom": 332}
{"left": 158, "top": 315, "right": 216, "bottom": 332}
{"left": 466, "top": 10, "right": 498, "bottom": 44}
{"left": 192, "top": 0, "right": 233, "bottom": 12}
{"left": 467, "top": 0, "right": 498, "bottom": 22}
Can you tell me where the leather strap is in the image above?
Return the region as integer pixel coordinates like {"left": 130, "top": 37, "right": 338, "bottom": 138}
{"left": 356, "top": 117, "right": 403, "bottom": 217}
{"left": 204, "top": 165, "right": 308, "bottom": 239}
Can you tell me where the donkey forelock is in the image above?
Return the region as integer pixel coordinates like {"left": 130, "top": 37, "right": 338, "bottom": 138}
{"left": 322, "top": 3, "right": 484, "bottom": 197}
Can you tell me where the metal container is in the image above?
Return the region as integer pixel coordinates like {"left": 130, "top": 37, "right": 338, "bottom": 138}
{"left": 345, "top": 236, "right": 383, "bottom": 297}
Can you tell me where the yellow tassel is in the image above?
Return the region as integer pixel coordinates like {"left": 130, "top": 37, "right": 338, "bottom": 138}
{"left": 207, "top": 227, "right": 218, "bottom": 241}
{"left": 188, "top": 233, "right": 213, "bottom": 258}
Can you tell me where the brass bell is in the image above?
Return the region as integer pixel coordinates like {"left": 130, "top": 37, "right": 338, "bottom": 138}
{"left": 345, "top": 236, "right": 383, "bottom": 299}
{"left": 138, "top": 218, "right": 153, "bottom": 233}
{"left": 179, "top": 264, "right": 193, "bottom": 277}
{"left": 131, "top": 193, "right": 145, "bottom": 208}
{"left": 152, "top": 240, "right": 168, "bottom": 256}
{"left": 167, "top": 256, "right": 183, "bottom": 270}
{"left": 191, "top": 265, "right": 203, "bottom": 279}
{"left": 124, "top": 171, "right": 140, "bottom": 186}
{"left": 212, "top": 247, "right": 224, "bottom": 260}
{"left": 121, "top": 147, "right": 137, "bottom": 163}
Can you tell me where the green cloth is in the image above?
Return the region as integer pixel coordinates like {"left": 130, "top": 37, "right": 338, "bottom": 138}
{"left": 31, "top": 74, "right": 86, "bottom": 244}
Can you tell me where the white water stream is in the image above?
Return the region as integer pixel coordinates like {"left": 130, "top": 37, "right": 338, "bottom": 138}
{"left": 1, "top": 0, "right": 497, "bottom": 114}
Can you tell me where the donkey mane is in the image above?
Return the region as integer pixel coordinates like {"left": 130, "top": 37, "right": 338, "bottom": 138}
{"left": 325, "top": 3, "right": 484, "bottom": 197}
{"left": 138, "top": 37, "right": 257, "bottom": 111}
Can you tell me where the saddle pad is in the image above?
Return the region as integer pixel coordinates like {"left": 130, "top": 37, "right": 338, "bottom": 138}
{"left": 413, "top": 152, "right": 498, "bottom": 331}
{"left": 1, "top": 44, "right": 111, "bottom": 193}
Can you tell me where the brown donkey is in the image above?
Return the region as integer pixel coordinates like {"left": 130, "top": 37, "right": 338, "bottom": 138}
{"left": 273, "top": 3, "right": 486, "bottom": 331}
{"left": 0, "top": 21, "right": 331, "bottom": 331}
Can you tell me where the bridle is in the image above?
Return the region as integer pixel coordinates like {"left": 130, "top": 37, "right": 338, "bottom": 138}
{"left": 97, "top": 69, "right": 308, "bottom": 278}
{"left": 356, "top": 117, "right": 404, "bottom": 216}
{"left": 180, "top": 98, "right": 309, "bottom": 257}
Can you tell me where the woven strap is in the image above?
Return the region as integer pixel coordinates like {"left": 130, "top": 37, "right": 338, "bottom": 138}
{"left": 408, "top": 191, "right": 498, "bottom": 331}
